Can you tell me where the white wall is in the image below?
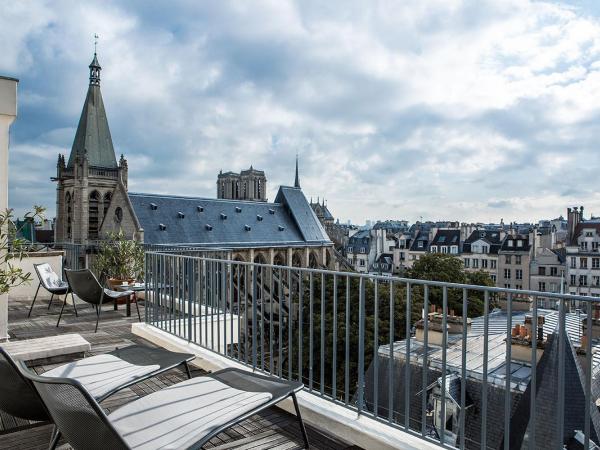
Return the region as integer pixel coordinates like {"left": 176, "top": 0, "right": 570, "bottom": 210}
{"left": 8, "top": 252, "right": 64, "bottom": 300}
{"left": 0, "top": 76, "right": 18, "bottom": 340}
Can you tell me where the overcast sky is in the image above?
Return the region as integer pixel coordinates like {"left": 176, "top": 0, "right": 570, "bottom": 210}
{"left": 2, "top": 1, "right": 600, "bottom": 225}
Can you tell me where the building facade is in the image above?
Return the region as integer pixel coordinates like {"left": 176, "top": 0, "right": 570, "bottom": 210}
{"left": 217, "top": 167, "right": 267, "bottom": 201}
{"left": 461, "top": 229, "right": 503, "bottom": 284}
{"left": 497, "top": 233, "right": 533, "bottom": 292}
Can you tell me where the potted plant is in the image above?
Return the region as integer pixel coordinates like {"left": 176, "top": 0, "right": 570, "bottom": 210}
{"left": 93, "top": 230, "right": 144, "bottom": 290}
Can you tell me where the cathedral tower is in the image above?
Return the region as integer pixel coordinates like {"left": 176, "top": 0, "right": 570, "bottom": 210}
{"left": 54, "top": 51, "right": 128, "bottom": 243}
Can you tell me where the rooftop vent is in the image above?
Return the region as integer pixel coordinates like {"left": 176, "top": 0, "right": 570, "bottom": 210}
{"left": 269, "top": 208, "right": 275, "bottom": 215}
{"left": 150, "top": 203, "right": 158, "bottom": 210}
{"left": 278, "top": 225, "right": 285, "bottom": 231}
{"left": 235, "top": 207, "right": 242, "bottom": 213}
{"left": 159, "top": 223, "right": 167, "bottom": 231}
{"left": 177, "top": 212, "right": 185, "bottom": 219}
{"left": 220, "top": 213, "right": 227, "bottom": 220}
{"left": 244, "top": 225, "right": 251, "bottom": 231}
{"left": 197, "top": 206, "right": 204, "bottom": 212}
{"left": 257, "top": 215, "right": 263, "bottom": 221}
{"left": 205, "top": 224, "right": 213, "bottom": 231}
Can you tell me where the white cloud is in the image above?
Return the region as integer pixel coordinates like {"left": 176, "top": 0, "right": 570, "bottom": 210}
{"left": 3, "top": 0, "right": 600, "bottom": 224}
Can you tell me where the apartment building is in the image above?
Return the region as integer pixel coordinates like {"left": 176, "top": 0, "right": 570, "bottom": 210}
{"left": 346, "top": 229, "right": 372, "bottom": 273}
{"left": 565, "top": 207, "right": 600, "bottom": 301}
{"left": 497, "top": 233, "right": 533, "bottom": 292}
{"left": 530, "top": 247, "right": 566, "bottom": 309}
{"left": 461, "top": 229, "right": 503, "bottom": 284}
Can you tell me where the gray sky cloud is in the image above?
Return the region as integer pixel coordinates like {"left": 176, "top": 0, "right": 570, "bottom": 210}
{"left": 2, "top": 0, "right": 600, "bottom": 224}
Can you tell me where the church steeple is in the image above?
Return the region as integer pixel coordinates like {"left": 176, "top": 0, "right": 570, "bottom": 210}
{"left": 294, "top": 154, "right": 301, "bottom": 189}
{"left": 89, "top": 52, "right": 101, "bottom": 86}
{"left": 67, "top": 49, "right": 118, "bottom": 169}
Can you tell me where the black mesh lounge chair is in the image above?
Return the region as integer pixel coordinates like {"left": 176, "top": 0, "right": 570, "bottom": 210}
{"left": 17, "top": 364, "right": 309, "bottom": 450}
{"left": 63, "top": 269, "right": 137, "bottom": 331}
{"left": 28, "top": 263, "right": 77, "bottom": 318}
{"left": 0, "top": 345, "right": 195, "bottom": 449}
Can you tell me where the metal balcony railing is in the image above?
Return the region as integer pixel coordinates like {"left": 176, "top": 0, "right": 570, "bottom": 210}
{"left": 143, "top": 251, "right": 600, "bottom": 450}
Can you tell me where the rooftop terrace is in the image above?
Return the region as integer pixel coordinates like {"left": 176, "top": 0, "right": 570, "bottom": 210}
{"left": 1, "top": 296, "right": 358, "bottom": 450}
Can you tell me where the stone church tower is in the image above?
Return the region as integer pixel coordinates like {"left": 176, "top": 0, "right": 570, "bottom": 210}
{"left": 54, "top": 52, "right": 130, "bottom": 243}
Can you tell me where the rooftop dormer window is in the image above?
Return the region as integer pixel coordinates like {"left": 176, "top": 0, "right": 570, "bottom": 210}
{"left": 257, "top": 215, "right": 263, "bottom": 221}
{"left": 278, "top": 225, "right": 285, "bottom": 231}
{"left": 197, "top": 206, "right": 204, "bottom": 212}
{"left": 508, "top": 240, "right": 514, "bottom": 247}
{"left": 205, "top": 224, "right": 213, "bottom": 231}
{"left": 159, "top": 223, "right": 166, "bottom": 230}
{"left": 220, "top": 213, "right": 227, "bottom": 220}
{"left": 150, "top": 203, "right": 158, "bottom": 210}
{"left": 235, "top": 207, "right": 242, "bottom": 213}
{"left": 245, "top": 225, "right": 251, "bottom": 231}
{"left": 517, "top": 240, "right": 523, "bottom": 247}
{"left": 177, "top": 212, "right": 185, "bottom": 218}
{"left": 269, "top": 208, "right": 275, "bottom": 215}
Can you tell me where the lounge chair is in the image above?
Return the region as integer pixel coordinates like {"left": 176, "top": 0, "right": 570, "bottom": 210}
{"left": 0, "top": 344, "right": 195, "bottom": 449}
{"left": 17, "top": 363, "right": 310, "bottom": 450}
{"left": 28, "top": 263, "right": 76, "bottom": 318}
{"left": 62, "top": 269, "right": 137, "bottom": 331}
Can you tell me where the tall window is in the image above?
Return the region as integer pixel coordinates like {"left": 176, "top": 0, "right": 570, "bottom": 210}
{"left": 516, "top": 269, "right": 523, "bottom": 280}
{"left": 581, "top": 257, "right": 588, "bottom": 269}
{"left": 103, "top": 192, "right": 112, "bottom": 218}
{"left": 504, "top": 268, "right": 511, "bottom": 279}
{"left": 257, "top": 179, "right": 262, "bottom": 198}
{"left": 66, "top": 192, "right": 72, "bottom": 239}
{"left": 515, "top": 255, "right": 522, "bottom": 265}
{"left": 89, "top": 191, "right": 100, "bottom": 240}
{"left": 505, "top": 255, "right": 512, "bottom": 264}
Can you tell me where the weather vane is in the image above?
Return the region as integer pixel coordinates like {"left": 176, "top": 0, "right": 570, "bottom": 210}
{"left": 94, "top": 33, "right": 99, "bottom": 53}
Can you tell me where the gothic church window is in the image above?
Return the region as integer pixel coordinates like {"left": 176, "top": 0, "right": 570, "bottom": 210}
{"left": 66, "top": 192, "right": 72, "bottom": 239}
{"left": 89, "top": 191, "right": 100, "bottom": 240}
{"left": 103, "top": 192, "right": 112, "bottom": 218}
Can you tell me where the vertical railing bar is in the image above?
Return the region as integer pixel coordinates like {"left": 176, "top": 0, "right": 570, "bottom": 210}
{"left": 504, "top": 292, "right": 512, "bottom": 450}
{"left": 187, "top": 259, "right": 193, "bottom": 342}
{"left": 460, "top": 288, "right": 467, "bottom": 450}
{"left": 218, "top": 261, "right": 224, "bottom": 354}
{"left": 261, "top": 266, "right": 265, "bottom": 371}
{"left": 345, "top": 275, "right": 350, "bottom": 406}
{"left": 358, "top": 277, "right": 365, "bottom": 415}
{"left": 237, "top": 264, "right": 241, "bottom": 361}
{"left": 244, "top": 264, "right": 249, "bottom": 363}
{"left": 440, "top": 286, "right": 448, "bottom": 447}
{"left": 332, "top": 274, "right": 338, "bottom": 402}
{"left": 309, "top": 272, "right": 314, "bottom": 392}
{"left": 298, "top": 270, "right": 303, "bottom": 384}
{"left": 204, "top": 260, "right": 209, "bottom": 348}
{"left": 278, "top": 267, "right": 283, "bottom": 378}
{"left": 421, "top": 285, "right": 429, "bottom": 436}
{"left": 288, "top": 267, "right": 293, "bottom": 381}
{"left": 252, "top": 264, "right": 258, "bottom": 370}
{"left": 320, "top": 273, "right": 325, "bottom": 396}
{"left": 557, "top": 297, "right": 566, "bottom": 448}
{"left": 269, "top": 266, "right": 274, "bottom": 375}
{"left": 481, "top": 290, "right": 489, "bottom": 450}
{"left": 404, "top": 282, "right": 411, "bottom": 431}
{"left": 373, "top": 280, "right": 379, "bottom": 417}
{"left": 585, "top": 299, "right": 593, "bottom": 450}
{"left": 529, "top": 294, "right": 537, "bottom": 450}
{"left": 211, "top": 260, "right": 215, "bottom": 351}
{"left": 389, "top": 280, "right": 395, "bottom": 424}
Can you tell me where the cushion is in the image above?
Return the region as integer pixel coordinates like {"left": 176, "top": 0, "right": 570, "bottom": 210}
{"left": 43, "top": 353, "right": 159, "bottom": 399}
{"left": 109, "top": 376, "right": 272, "bottom": 449}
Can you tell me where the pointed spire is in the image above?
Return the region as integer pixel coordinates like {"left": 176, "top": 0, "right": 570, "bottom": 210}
{"left": 294, "top": 153, "right": 301, "bottom": 188}
{"left": 89, "top": 34, "right": 101, "bottom": 86}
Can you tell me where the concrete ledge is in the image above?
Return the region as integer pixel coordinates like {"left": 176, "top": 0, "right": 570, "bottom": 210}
{"left": 1, "top": 333, "right": 91, "bottom": 363}
{"left": 132, "top": 323, "right": 441, "bottom": 450}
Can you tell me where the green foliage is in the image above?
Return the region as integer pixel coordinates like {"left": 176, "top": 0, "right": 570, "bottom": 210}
{"left": 407, "top": 253, "right": 494, "bottom": 317}
{"left": 93, "top": 230, "right": 144, "bottom": 280}
{"left": 0, "top": 206, "right": 46, "bottom": 295}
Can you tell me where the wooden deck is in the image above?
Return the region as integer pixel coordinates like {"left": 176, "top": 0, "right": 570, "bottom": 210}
{"left": 2, "top": 296, "right": 360, "bottom": 450}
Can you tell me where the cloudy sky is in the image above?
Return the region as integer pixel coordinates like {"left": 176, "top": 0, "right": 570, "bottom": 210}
{"left": 2, "top": 0, "right": 600, "bottom": 225}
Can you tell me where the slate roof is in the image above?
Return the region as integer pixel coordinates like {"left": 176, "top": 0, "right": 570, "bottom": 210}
{"left": 430, "top": 229, "right": 460, "bottom": 247}
{"left": 409, "top": 231, "right": 429, "bottom": 252}
{"left": 67, "top": 55, "right": 118, "bottom": 169}
{"left": 500, "top": 234, "right": 531, "bottom": 252}
{"left": 129, "top": 186, "right": 331, "bottom": 247}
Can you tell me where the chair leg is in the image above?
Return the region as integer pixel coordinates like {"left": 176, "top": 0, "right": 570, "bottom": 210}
{"left": 183, "top": 361, "right": 192, "bottom": 379}
{"left": 134, "top": 295, "right": 142, "bottom": 322}
{"left": 48, "top": 293, "right": 54, "bottom": 309}
{"left": 71, "top": 292, "right": 78, "bottom": 317}
{"left": 291, "top": 393, "right": 310, "bottom": 449}
{"left": 28, "top": 284, "right": 41, "bottom": 318}
{"left": 48, "top": 425, "right": 61, "bottom": 450}
{"left": 56, "top": 296, "right": 67, "bottom": 327}
{"left": 95, "top": 297, "right": 104, "bottom": 333}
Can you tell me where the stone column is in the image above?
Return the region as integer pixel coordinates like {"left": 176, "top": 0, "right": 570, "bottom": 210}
{"left": 0, "top": 76, "right": 18, "bottom": 341}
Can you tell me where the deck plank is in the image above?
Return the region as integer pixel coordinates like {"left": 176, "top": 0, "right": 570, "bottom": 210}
{"left": 2, "top": 297, "right": 359, "bottom": 450}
